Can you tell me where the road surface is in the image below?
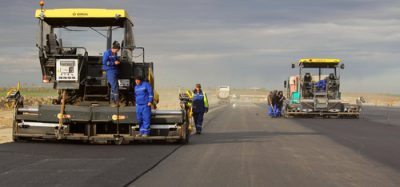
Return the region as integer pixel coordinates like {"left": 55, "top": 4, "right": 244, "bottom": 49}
{"left": 0, "top": 103, "right": 400, "bottom": 187}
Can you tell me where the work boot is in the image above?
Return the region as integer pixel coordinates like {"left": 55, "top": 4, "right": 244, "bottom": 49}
{"left": 141, "top": 134, "right": 149, "bottom": 138}
{"left": 135, "top": 134, "right": 142, "bottom": 138}
{"left": 110, "top": 102, "right": 119, "bottom": 107}
{"left": 196, "top": 131, "right": 202, "bottom": 135}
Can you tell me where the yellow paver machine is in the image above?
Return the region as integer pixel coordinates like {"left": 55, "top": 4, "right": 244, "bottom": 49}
{"left": 284, "top": 58, "right": 362, "bottom": 118}
{"left": 10, "top": 2, "right": 191, "bottom": 144}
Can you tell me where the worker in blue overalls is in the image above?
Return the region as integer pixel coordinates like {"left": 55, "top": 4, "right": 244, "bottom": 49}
{"left": 134, "top": 76, "right": 154, "bottom": 137}
{"left": 102, "top": 41, "right": 121, "bottom": 107}
{"left": 316, "top": 79, "right": 327, "bottom": 92}
{"left": 267, "top": 90, "right": 279, "bottom": 118}
{"left": 192, "top": 84, "right": 209, "bottom": 134}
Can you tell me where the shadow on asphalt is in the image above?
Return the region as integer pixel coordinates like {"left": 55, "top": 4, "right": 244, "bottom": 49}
{"left": 0, "top": 141, "right": 180, "bottom": 186}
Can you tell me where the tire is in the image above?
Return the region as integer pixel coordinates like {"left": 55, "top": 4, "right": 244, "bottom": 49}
{"left": 178, "top": 122, "right": 190, "bottom": 144}
{"left": 12, "top": 106, "right": 19, "bottom": 142}
{"left": 179, "top": 110, "right": 190, "bottom": 144}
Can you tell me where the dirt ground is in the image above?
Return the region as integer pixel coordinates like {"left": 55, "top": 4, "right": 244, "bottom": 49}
{"left": 0, "top": 128, "right": 12, "bottom": 144}
{"left": 342, "top": 93, "right": 400, "bottom": 106}
{"left": 0, "top": 110, "right": 12, "bottom": 129}
{"left": 0, "top": 110, "right": 12, "bottom": 143}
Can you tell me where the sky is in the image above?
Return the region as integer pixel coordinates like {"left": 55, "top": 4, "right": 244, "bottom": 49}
{"left": 0, "top": 0, "right": 399, "bottom": 93}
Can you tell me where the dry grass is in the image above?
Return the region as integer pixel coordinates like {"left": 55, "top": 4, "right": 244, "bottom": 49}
{"left": 342, "top": 93, "right": 400, "bottom": 106}
{"left": 0, "top": 96, "right": 55, "bottom": 129}
{"left": 0, "top": 110, "right": 12, "bottom": 129}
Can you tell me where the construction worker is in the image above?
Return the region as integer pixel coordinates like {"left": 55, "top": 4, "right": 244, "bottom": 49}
{"left": 268, "top": 90, "right": 279, "bottom": 118}
{"left": 276, "top": 91, "right": 285, "bottom": 117}
{"left": 272, "top": 90, "right": 280, "bottom": 117}
{"left": 316, "top": 79, "right": 327, "bottom": 92}
{"left": 267, "top": 91, "right": 274, "bottom": 117}
{"left": 134, "top": 76, "right": 154, "bottom": 137}
{"left": 102, "top": 41, "right": 121, "bottom": 107}
{"left": 192, "top": 84, "right": 209, "bottom": 134}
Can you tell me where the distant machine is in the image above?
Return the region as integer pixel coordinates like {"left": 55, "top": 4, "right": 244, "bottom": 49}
{"left": 284, "top": 58, "right": 361, "bottom": 118}
{"left": 217, "top": 86, "right": 231, "bottom": 104}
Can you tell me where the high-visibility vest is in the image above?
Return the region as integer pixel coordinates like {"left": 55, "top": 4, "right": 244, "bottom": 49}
{"left": 192, "top": 91, "right": 209, "bottom": 109}
{"left": 203, "top": 93, "right": 209, "bottom": 108}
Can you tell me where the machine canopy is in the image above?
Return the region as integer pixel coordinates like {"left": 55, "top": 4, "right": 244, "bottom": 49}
{"left": 299, "top": 58, "right": 341, "bottom": 68}
{"left": 35, "top": 8, "right": 133, "bottom": 27}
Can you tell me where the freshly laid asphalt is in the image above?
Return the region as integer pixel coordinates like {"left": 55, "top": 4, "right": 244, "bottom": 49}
{"left": 1, "top": 103, "right": 400, "bottom": 187}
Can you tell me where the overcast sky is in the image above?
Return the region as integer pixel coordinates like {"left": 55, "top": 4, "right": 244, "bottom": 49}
{"left": 0, "top": 0, "right": 399, "bottom": 93}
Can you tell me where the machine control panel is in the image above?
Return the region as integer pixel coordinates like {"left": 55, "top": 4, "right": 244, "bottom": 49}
{"left": 118, "top": 79, "right": 130, "bottom": 90}
{"left": 56, "top": 59, "right": 78, "bottom": 81}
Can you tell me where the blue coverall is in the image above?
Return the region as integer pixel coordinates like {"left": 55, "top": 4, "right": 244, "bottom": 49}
{"left": 192, "top": 91, "right": 208, "bottom": 133}
{"left": 316, "top": 80, "right": 327, "bottom": 92}
{"left": 267, "top": 95, "right": 280, "bottom": 118}
{"left": 135, "top": 81, "right": 154, "bottom": 135}
{"left": 268, "top": 104, "right": 279, "bottom": 118}
{"left": 102, "top": 49, "right": 119, "bottom": 102}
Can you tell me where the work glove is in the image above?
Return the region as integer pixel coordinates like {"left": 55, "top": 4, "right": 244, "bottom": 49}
{"left": 205, "top": 108, "right": 209, "bottom": 113}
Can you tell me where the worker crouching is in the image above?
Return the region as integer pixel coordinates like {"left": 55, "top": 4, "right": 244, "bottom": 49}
{"left": 134, "top": 76, "right": 154, "bottom": 137}
{"left": 267, "top": 90, "right": 285, "bottom": 118}
{"left": 191, "top": 84, "right": 209, "bottom": 134}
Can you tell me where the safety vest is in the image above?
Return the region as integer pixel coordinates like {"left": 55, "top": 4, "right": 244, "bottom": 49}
{"left": 192, "top": 91, "right": 209, "bottom": 113}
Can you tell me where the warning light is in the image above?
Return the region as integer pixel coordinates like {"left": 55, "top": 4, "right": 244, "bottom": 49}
{"left": 112, "top": 115, "right": 127, "bottom": 120}
{"left": 42, "top": 75, "right": 49, "bottom": 83}
{"left": 57, "top": 113, "right": 71, "bottom": 119}
{"left": 39, "top": 0, "right": 45, "bottom": 7}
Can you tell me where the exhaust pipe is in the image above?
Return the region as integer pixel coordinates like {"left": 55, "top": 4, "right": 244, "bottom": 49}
{"left": 152, "top": 110, "right": 182, "bottom": 115}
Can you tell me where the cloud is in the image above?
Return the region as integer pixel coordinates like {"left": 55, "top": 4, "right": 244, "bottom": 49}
{"left": 0, "top": 51, "right": 39, "bottom": 73}
{"left": 0, "top": 0, "right": 399, "bottom": 93}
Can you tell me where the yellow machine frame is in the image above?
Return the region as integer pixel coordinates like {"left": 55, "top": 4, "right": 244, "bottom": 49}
{"left": 35, "top": 8, "right": 130, "bottom": 19}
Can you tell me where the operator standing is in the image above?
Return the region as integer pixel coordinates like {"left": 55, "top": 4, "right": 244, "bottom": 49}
{"left": 102, "top": 41, "right": 121, "bottom": 107}
{"left": 192, "top": 84, "right": 209, "bottom": 134}
{"left": 134, "top": 76, "right": 154, "bottom": 137}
